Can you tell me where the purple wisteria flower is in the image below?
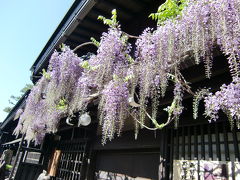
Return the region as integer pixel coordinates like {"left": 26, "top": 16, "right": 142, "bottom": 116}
{"left": 99, "top": 80, "right": 129, "bottom": 144}
{"left": 14, "top": 0, "right": 240, "bottom": 145}
{"left": 204, "top": 78, "right": 240, "bottom": 127}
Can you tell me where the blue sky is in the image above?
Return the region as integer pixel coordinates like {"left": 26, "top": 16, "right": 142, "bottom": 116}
{"left": 0, "top": 0, "right": 75, "bottom": 122}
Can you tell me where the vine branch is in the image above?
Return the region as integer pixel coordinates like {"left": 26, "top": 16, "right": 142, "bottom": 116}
{"left": 125, "top": 108, "right": 158, "bottom": 130}
{"left": 123, "top": 32, "right": 139, "bottom": 39}
{"left": 73, "top": 32, "right": 139, "bottom": 53}
{"left": 73, "top": 42, "right": 98, "bottom": 52}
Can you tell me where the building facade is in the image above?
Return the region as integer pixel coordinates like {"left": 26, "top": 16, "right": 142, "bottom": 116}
{"left": 1, "top": 0, "right": 240, "bottom": 179}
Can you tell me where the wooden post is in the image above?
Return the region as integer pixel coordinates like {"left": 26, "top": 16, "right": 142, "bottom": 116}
{"left": 48, "top": 149, "right": 61, "bottom": 177}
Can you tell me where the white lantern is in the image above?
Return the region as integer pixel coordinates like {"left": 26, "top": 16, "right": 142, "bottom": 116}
{"left": 78, "top": 113, "right": 91, "bottom": 126}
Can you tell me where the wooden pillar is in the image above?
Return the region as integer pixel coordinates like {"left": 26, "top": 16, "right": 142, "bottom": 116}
{"left": 159, "top": 129, "right": 166, "bottom": 180}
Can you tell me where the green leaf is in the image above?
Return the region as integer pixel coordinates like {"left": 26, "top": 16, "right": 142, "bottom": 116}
{"left": 124, "top": 75, "right": 134, "bottom": 82}
{"left": 90, "top": 37, "right": 100, "bottom": 47}
{"left": 111, "top": 9, "right": 117, "bottom": 23}
{"left": 80, "top": 61, "right": 99, "bottom": 71}
{"left": 113, "top": 74, "right": 119, "bottom": 81}
{"left": 149, "top": 0, "right": 188, "bottom": 25}
{"left": 41, "top": 69, "right": 51, "bottom": 80}
{"left": 80, "top": 61, "right": 90, "bottom": 70}
{"left": 126, "top": 54, "right": 134, "bottom": 64}
{"left": 97, "top": 16, "right": 105, "bottom": 21}
{"left": 112, "top": 9, "right": 117, "bottom": 16}
{"left": 59, "top": 43, "right": 65, "bottom": 51}
{"left": 98, "top": 9, "right": 118, "bottom": 27}
{"left": 56, "top": 98, "right": 67, "bottom": 110}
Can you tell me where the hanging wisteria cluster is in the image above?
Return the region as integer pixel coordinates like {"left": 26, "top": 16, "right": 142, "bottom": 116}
{"left": 204, "top": 77, "right": 240, "bottom": 127}
{"left": 14, "top": 47, "right": 84, "bottom": 144}
{"left": 14, "top": 0, "right": 240, "bottom": 145}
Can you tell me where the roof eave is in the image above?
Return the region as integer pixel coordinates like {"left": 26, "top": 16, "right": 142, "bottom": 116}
{"left": 30, "top": 0, "right": 97, "bottom": 78}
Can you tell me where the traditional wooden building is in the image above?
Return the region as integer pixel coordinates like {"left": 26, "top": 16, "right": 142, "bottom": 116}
{"left": 0, "top": 91, "right": 31, "bottom": 178}
{"left": 2, "top": 0, "right": 240, "bottom": 180}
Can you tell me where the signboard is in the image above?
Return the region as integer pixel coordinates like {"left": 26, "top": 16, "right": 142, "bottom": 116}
{"left": 173, "top": 160, "right": 240, "bottom": 180}
{"left": 95, "top": 170, "right": 152, "bottom": 180}
{"left": 173, "top": 160, "right": 198, "bottom": 180}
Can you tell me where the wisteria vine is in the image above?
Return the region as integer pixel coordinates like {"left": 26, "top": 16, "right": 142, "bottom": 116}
{"left": 14, "top": 0, "right": 240, "bottom": 145}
